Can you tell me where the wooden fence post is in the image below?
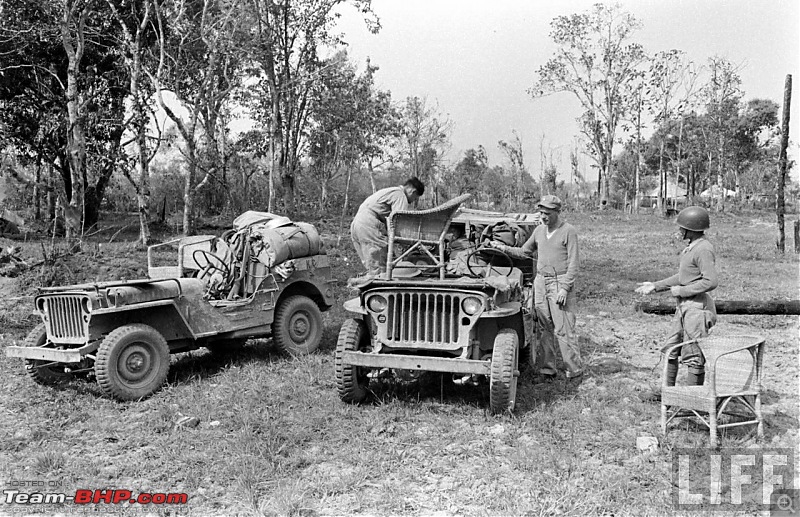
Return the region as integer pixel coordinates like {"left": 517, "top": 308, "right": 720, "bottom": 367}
{"left": 777, "top": 74, "right": 792, "bottom": 253}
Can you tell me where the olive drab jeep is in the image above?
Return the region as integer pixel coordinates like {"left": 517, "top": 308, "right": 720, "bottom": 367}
{"left": 336, "top": 194, "right": 542, "bottom": 413}
{"left": 6, "top": 212, "right": 334, "bottom": 401}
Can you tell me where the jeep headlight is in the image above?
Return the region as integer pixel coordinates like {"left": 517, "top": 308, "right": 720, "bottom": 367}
{"left": 461, "top": 296, "right": 483, "bottom": 315}
{"left": 367, "top": 294, "right": 387, "bottom": 312}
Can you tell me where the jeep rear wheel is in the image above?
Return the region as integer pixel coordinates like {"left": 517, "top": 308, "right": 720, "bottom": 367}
{"left": 335, "top": 318, "right": 369, "bottom": 403}
{"left": 95, "top": 324, "right": 170, "bottom": 401}
{"left": 23, "top": 323, "right": 71, "bottom": 385}
{"left": 272, "top": 295, "right": 323, "bottom": 356}
{"left": 490, "top": 328, "right": 519, "bottom": 414}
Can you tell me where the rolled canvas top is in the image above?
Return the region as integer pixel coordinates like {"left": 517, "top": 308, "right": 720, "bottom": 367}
{"left": 232, "top": 210, "right": 293, "bottom": 230}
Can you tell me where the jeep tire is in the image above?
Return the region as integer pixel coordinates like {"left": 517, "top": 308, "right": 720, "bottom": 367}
{"left": 489, "top": 328, "right": 519, "bottom": 414}
{"left": 272, "top": 295, "right": 323, "bottom": 356}
{"left": 335, "top": 318, "right": 369, "bottom": 403}
{"left": 23, "top": 323, "right": 71, "bottom": 385}
{"left": 95, "top": 324, "right": 170, "bottom": 401}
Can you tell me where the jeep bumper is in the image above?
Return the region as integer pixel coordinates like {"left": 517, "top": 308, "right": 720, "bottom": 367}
{"left": 341, "top": 350, "right": 491, "bottom": 375}
{"left": 5, "top": 341, "right": 99, "bottom": 363}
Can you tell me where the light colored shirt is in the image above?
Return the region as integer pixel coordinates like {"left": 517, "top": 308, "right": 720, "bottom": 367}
{"left": 654, "top": 237, "right": 718, "bottom": 298}
{"left": 503, "top": 220, "right": 580, "bottom": 291}
{"left": 353, "top": 186, "right": 409, "bottom": 228}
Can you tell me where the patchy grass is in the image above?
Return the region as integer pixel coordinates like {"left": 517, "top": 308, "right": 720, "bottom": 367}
{"left": 0, "top": 209, "right": 797, "bottom": 516}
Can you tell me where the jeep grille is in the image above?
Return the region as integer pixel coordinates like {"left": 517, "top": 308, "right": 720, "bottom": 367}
{"left": 40, "top": 294, "right": 91, "bottom": 344}
{"left": 386, "top": 292, "right": 462, "bottom": 346}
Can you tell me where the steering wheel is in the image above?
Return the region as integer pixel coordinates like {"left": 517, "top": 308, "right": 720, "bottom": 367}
{"left": 193, "top": 249, "right": 231, "bottom": 280}
{"left": 465, "top": 246, "right": 514, "bottom": 278}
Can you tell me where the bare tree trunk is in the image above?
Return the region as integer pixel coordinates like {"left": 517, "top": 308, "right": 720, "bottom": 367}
{"left": 716, "top": 134, "right": 725, "bottom": 212}
{"left": 183, "top": 141, "right": 197, "bottom": 235}
{"left": 47, "top": 166, "right": 56, "bottom": 222}
{"left": 268, "top": 133, "right": 275, "bottom": 212}
{"left": 34, "top": 163, "right": 42, "bottom": 220}
{"left": 338, "top": 166, "right": 353, "bottom": 247}
{"left": 600, "top": 145, "right": 611, "bottom": 209}
{"left": 777, "top": 74, "right": 792, "bottom": 253}
{"left": 367, "top": 162, "right": 377, "bottom": 193}
{"left": 676, "top": 116, "right": 685, "bottom": 209}
{"left": 634, "top": 93, "right": 642, "bottom": 214}
{"left": 657, "top": 139, "right": 665, "bottom": 212}
{"left": 132, "top": 67, "right": 152, "bottom": 245}
{"left": 61, "top": 0, "right": 90, "bottom": 245}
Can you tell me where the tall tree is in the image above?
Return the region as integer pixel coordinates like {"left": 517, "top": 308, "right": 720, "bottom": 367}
{"left": 450, "top": 146, "right": 488, "bottom": 203}
{"left": 498, "top": 130, "right": 527, "bottom": 207}
{"left": 148, "top": 0, "right": 249, "bottom": 234}
{"left": 307, "top": 52, "right": 398, "bottom": 210}
{"left": 106, "top": 0, "right": 159, "bottom": 245}
{"left": 645, "top": 49, "right": 699, "bottom": 211}
{"left": 703, "top": 56, "right": 743, "bottom": 210}
{"left": 245, "top": 0, "right": 377, "bottom": 214}
{"left": 529, "top": 3, "right": 645, "bottom": 208}
{"left": 0, "top": 0, "right": 128, "bottom": 240}
{"left": 397, "top": 96, "right": 452, "bottom": 204}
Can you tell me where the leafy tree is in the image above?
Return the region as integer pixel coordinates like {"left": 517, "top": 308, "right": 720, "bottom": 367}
{"left": 732, "top": 99, "right": 780, "bottom": 201}
{"left": 703, "top": 56, "right": 743, "bottom": 209}
{"left": 643, "top": 98, "right": 779, "bottom": 206}
{"left": 529, "top": 3, "right": 645, "bottom": 209}
{"left": 0, "top": 0, "right": 129, "bottom": 241}
{"left": 306, "top": 52, "right": 398, "bottom": 213}
{"left": 147, "top": 0, "right": 250, "bottom": 234}
{"left": 645, "top": 49, "right": 700, "bottom": 211}
{"left": 542, "top": 164, "right": 562, "bottom": 196}
{"left": 497, "top": 130, "right": 528, "bottom": 207}
{"left": 451, "top": 147, "right": 488, "bottom": 203}
{"left": 106, "top": 0, "right": 160, "bottom": 244}
{"left": 245, "top": 0, "right": 377, "bottom": 214}
{"left": 396, "top": 96, "right": 452, "bottom": 204}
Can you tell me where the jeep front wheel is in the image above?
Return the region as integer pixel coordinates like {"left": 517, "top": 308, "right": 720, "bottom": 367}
{"left": 272, "top": 295, "right": 323, "bottom": 356}
{"left": 335, "top": 318, "right": 369, "bottom": 403}
{"left": 23, "top": 323, "right": 71, "bottom": 385}
{"left": 95, "top": 324, "right": 170, "bottom": 401}
{"left": 489, "top": 328, "right": 519, "bottom": 414}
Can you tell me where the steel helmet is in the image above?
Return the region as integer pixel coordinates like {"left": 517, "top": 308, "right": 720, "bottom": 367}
{"left": 676, "top": 206, "right": 710, "bottom": 231}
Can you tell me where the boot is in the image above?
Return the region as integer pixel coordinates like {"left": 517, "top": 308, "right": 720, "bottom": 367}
{"left": 665, "top": 359, "right": 679, "bottom": 387}
{"left": 687, "top": 368, "right": 705, "bottom": 386}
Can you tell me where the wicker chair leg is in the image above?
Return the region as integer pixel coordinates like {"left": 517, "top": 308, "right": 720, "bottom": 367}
{"left": 709, "top": 402, "right": 718, "bottom": 449}
{"left": 755, "top": 393, "right": 763, "bottom": 441}
{"left": 661, "top": 403, "right": 668, "bottom": 435}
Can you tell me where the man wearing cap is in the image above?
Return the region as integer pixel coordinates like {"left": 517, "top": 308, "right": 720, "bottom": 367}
{"left": 488, "top": 195, "right": 583, "bottom": 383}
{"left": 351, "top": 177, "right": 425, "bottom": 276}
{"left": 636, "top": 206, "right": 717, "bottom": 395}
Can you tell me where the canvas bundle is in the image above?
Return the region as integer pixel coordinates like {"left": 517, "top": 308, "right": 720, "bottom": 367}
{"left": 479, "top": 221, "right": 531, "bottom": 247}
{"left": 249, "top": 221, "right": 323, "bottom": 267}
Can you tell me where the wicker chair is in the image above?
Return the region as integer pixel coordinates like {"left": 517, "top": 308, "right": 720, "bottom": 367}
{"left": 661, "top": 335, "right": 766, "bottom": 448}
{"left": 386, "top": 194, "right": 472, "bottom": 280}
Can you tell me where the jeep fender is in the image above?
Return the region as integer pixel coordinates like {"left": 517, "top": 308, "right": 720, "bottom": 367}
{"left": 88, "top": 302, "right": 195, "bottom": 344}
{"left": 474, "top": 312, "right": 525, "bottom": 353}
{"left": 343, "top": 297, "right": 366, "bottom": 315}
{"left": 276, "top": 278, "right": 335, "bottom": 311}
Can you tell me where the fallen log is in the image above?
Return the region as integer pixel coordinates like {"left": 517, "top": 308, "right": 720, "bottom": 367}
{"left": 635, "top": 299, "right": 800, "bottom": 315}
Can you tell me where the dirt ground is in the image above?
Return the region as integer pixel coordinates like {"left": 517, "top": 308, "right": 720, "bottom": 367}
{"left": 0, "top": 209, "right": 797, "bottom": 516}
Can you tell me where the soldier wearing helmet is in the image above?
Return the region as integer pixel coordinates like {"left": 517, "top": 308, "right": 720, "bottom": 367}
{"left": 636, "top": 206, "right": 718, "bottom": 396}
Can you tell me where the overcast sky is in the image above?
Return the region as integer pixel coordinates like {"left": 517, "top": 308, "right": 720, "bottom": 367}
{"left": 334, "top": 0, "right": 800, "bottom": 182}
